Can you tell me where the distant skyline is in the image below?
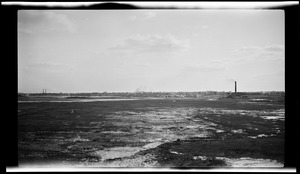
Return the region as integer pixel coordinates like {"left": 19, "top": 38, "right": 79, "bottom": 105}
{"left": 18, "top": 10, "right": 284, "bottom": 93}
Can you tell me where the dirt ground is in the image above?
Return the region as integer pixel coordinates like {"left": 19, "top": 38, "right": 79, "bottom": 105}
{"left": 18, "top": 94, "right": 285, "bottom": 168}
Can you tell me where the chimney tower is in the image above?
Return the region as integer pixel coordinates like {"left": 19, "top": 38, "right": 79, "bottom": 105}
{"left": 235, "top": 81, "right": 237, "bottom": 93}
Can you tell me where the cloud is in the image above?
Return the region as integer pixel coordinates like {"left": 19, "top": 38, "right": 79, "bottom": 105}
{"left": 109, "top": 34, "right": 189, "bottom": 53}
{"left": 231, "top": 44, "right": 284, "bottom": 60}
{"left": 44, "top": 11, "right": 77, "bottom": 33}
{"left": 181, "top": 64, "right": 225, "bottom": 74}
{"left": 234, "top": 45, "right": 284, "bottom": 53}
{"left": 235, "top": 46, "right": 261, "bottom": 52}
{"left": 264, "top": 45, "right": 284, "bottom": 52}
{"left": 129, "top": 11, "right": 156, "bottom": 21}
{"left": 201, "top": 25, "right": 209, "bottom": 29}
{"left": 24, "top": 62, "right": 74, "bottom": 73}
{"left": 18, "top": 10, "right": 77, "bottom": 34}
{"left": 117, "top": 62, "right": 152, "bottom": 68}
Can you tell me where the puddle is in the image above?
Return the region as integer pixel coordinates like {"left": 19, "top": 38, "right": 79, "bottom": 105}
{"left": 261, "top": 115, "right": 285, "bottom": 120}
{"left": 193, "top": 156, "right": 209, "bottom": 160}
{"left": 250, "top": 99, "right": 271, "bottom": 102}
{"left": 248, "top": 136, "right": 257, "bottom": 139}
{"left": 207, "top": 98, "right": 218, "bottom": 101}
{"left": 216, "top": 129, "right": 225, "bottom": 133}
{"left": 257, "top": 134, "right": 276, "bottom": 138}
{"left": 231, "top": 129, "right": 244, "bottom": 133}
{"left": 248, "top": 134, "right": 277, "bottom": 139}
{"left": 170, "top": 150, "right": 184, "bottom": 155}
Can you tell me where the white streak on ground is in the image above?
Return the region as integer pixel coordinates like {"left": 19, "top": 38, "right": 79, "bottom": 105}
{"left": 214, "top": 157, "right": 283, "bottom": 167}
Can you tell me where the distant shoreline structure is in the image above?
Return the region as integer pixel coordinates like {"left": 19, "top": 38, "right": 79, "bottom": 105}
{"left": 18, "top": 91, "right": 285, "bottom": 98}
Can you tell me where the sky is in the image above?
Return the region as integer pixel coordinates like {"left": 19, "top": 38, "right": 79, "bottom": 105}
{"left": 18, "top": 10, "right": 284, "bottom": 93}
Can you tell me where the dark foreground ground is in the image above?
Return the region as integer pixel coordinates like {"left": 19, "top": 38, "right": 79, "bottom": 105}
{"left": 18, "top": 94, "right": 285, "bottom": 168}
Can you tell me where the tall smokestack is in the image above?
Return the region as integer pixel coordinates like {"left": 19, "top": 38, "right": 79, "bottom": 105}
{"left": 235, "top": 81, "right": 237, "bottom": 93}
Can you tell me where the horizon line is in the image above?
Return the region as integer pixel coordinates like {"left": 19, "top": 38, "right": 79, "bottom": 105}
{"left": 18, "top": 90, "right": 285, "bottom": 94}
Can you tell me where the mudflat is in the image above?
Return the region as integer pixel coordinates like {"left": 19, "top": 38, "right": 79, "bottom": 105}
{"left": 18, "top": 94, "right": 285, "bottom": 168}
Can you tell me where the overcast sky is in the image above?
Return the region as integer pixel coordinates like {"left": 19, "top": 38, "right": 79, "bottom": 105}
{"left": 18, "top": 10, "right": 284, "bottom": 93}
